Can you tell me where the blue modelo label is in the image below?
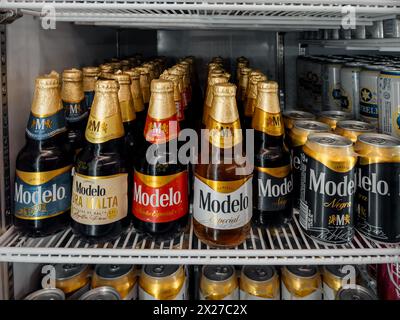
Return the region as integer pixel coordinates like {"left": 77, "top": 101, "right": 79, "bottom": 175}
{"left": 84, "top": 91, "right": 95, "bottom": 110}
{"left": 63, "top": 99, "right": 88, "bottom": 122}
{"left": 360, "top": 102, "right": 378, "bottom": 118}
{"left": 26, "top": 109, "right": 67, "bottom": 140}
{"left": 14, "top": 166, "right": 72, "bottom": 220}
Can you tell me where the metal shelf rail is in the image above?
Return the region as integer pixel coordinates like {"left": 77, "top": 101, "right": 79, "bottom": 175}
{"left": 2, "top": 1, "right": 400, "bottom": 30}
{"left": 301, "top": 39, "right": 400, "bottom": 52}
{"left": 0, "top": 214, "right": 398, "bottom": 265}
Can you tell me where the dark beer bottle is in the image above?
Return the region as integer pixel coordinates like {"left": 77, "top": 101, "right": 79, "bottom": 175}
{"left": 61, "top": 69, "right": 88, "bottom": 154}
{"left": 132, "top": 79, "right": 189, "bottom": 241}
{"left": 82, "top": 66, "right": 100, "bottom": 112}
{"left": 252, "top": 81, "right": 293, "bottom": 227}
{"left": 71, "top": 80, "right": 129, "bottom": 242}
{"left": 14, "top": 75, "right": 73, "bottom": 237}
{"left": 193, "top": 83, "right": 252, "bottom": 248}
{"left": 125, "top": 69, "right": 146, "bottom": 127}
{"left": 243, "top": 73, "right": 267, "bottom": 130}
{"left": 135, "top": 66, "right": 151, "bottom": 111}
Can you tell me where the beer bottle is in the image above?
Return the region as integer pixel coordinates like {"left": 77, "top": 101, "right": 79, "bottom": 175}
{"left": 252, "top": 81, "right": 293, "bottom": 227}
{"left": 61, "top": 69, "right": 88, "bottom": 154}
{"left": 82, "top": 67, "right": 100, "bottom": 112}
{"left": 99, "top": 64, "right": 114, "bottom": 80}
{"left": 238, "top": 67, "right": 252, "bottom": 122}
{"left": 162, "top": 74, "right": 185, "bottom": 128}
{"left": 14, "top": 75, "right": 73, "bottom": 236}
{"left": 142, "top": 63, "right": 156, "bottom": 83}
{"left": 235, "top": 59, "right": 249, "bottom": 86}
{"left": 125, "top": 69, "right": 146, "bottom": 125}
{"left": 244, "top": 73, "right": 267, "bottom": 129}
{"left": 71, "top": 80, "right": 129, "bottom": 242}
{"left": 132, "top": 79, "right": 189, "bottom": 240}
{"left": 193, "top": 83, "right": 252, "bottom": 247}
{"left": 135, "top": 67, "right": 151, "bottom": 111}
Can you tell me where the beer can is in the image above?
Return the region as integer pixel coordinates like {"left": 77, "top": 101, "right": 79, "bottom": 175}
{"left": 378, "top": 67, "right": 400, "bottom": 138}
{"left": 54, "top": 264, "right": 91, "bottom": 299}
{"left": 322, "top": 265, "right": 357, "bottom": 300}
{"left": 335, "top": 120, "right": 376, "bottom": 143}
{"left": 353, "top": 25, "right": 367, "bottom": 39}
{"left": 318, "top": 110, "right": 353, "bottom": 130}
{"left": 377, "top": 263, "right": 400, "bottom": 300}
{"left": 331, "top": 29, "right": 340, "bottom": 40}
{"left": 281, "top": 265, "right": 322, "bottom": 300}
{"left": 340, "top": 29, "right": 352, "bottom": 40}
{"left": 79, "top": 286, "right": 121, "bottom": 300}
{"left": 139, "top": 265, "right": 187, "bottom": 300}
{"left": 282, "top": 110, "right": 315, "bottom": 132}
{"left": 287, "top": 120, "right": 330, "bottom": 209}
{"left": 336, "top": 285, "right": 377, "bottom": 300}
{"left": 340, "top": 62, "right": 365, "bottom": 119}
{"left": 92, "top": 264, "right": 137, "bottom": 300}
{"left": 239, "top": 266, "right": 280, "bottom": 300}
{"left": 25, "top": 288, "right": 65, "bottom": 300}
{"left": 200, "top": 265, "right": 238, "bottom": 300}
{"left": 299, "top": 133, "right": 357, "bottom": 244}
{"left": 354, "top": 133, "right": 400, "bottom": 244}
{"left": 360, "top": 65, "right": 382, "bottom": 127}
{"left": 367, "top": 21, "right": 384, "bottom": 39}
{"left": 321, "top": 60, "right": 344, "bottom": 111}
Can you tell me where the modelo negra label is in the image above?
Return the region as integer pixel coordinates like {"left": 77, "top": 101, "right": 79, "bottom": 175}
{"left": 356, "top": 162, "right": 400, "bottom": 243}
{"left": 254, "top": 164, "right": 293, "bottom": 212}
{"left": 63, "top": 100, "right": 88, "bottom": 123}
{"left": 14, "top": 166, "right": 72, "bottom": 220}
{"left": 299, "top": 154, "right": 355, "bottom": 244}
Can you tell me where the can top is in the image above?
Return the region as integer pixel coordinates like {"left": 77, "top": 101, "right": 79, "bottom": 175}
{"left": 381, "top": 66, "right": 400, "bottom": 75}
{"left": 55, "top": 264, "right": 88, "bottom": 281}
{"left": 24, "top": 288, "right": 65, "bottom": 300}
{"left": 336, "top": 285, "right": 377, "bottom": 300}
{"left": 344, "top": 62, "right": 366, "bottom": 68}
{"left": 143, "top": 265, "right": 180, "bottom": 278}
{"left": 79, "top": 286, "right": 121, "bottom": 300}
{"left": 318, "top": 110, "right": 353, "bottom": 121}
{"left": 285, "top": 265, "right": 318, "bottom": 278}
{"left": 336, "top": 120, "right": 375, "bottom": 133}
{"left": 203, "top": 265, "right": 235, "bottom": 282}
{"left": 282, "top": 110, "right": 315, "bottom": 121}
{"left": 324, "top": 265, "right": 349, "bottom": 278}
{"left": 293, "top": 120, "right": 330, "bottom": 133}
{"left": 358, "top": 133, "right": 400, "bottom": 148}
{"left": 242, "top": 266, "right": 276, "bottom": 282}
{"left": 325, "top": 59, "right": 344, "bottom": 65}
{"left": 363, "top": 64, "right": 385, "bottom": 71}
{"left": 307, "top": 133, "right": 353, "bottom": 148}
{"left": 95, "top": 264, "right": 134, "bottom": 280}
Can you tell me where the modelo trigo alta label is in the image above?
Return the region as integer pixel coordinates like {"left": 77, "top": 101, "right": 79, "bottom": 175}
{"left": 139, "top": 281, "right": 187, "bottom": 300}
{"left": 144, "top": 115, "right": 179, "bottom": 144}
{"left": 132, "top": 170, "right": 188, "bottom": 223}
{"left": 199, "top": 288, "right": 239, "bottom": 300}
{"left": 255, "top": 164, "right": 293, "bottom": 211}
{"left": 26, "top": 109, "right": 67, "bottom": 140}
{"left": 63, "top": 100, "right": 88, "bottom": 122}
{"left": 239, "top": 289, "right": 279, "bottom": 300}
{"left": 281, "top": 280, "right": 322, "bottom": 300}
{"left": 71, "top": 173, "right": 128, "bottom": 225}
{"left": 193, "top": 175, "right": 252, "bottom": 230}
{"left": 14, "top": 166, "right": 72, "bottom": 220}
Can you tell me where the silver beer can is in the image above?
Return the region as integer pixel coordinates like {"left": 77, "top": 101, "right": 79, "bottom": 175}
{"left": 340, "top": 62, "right": 365, "bottom": 119}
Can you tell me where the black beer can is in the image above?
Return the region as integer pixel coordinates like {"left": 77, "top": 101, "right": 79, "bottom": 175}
{"left": 299, "top": 133, "right": 357, "bottom": 244}
{"left": 354, "top": 133, "right": 400, "bottom": 244}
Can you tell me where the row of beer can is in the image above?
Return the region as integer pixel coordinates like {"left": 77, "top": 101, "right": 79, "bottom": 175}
{"left": 297, "top": 54, "right": 400, "bottom": 140}
{"left": 24, "top": 263, "right": 399, "bottom": 300}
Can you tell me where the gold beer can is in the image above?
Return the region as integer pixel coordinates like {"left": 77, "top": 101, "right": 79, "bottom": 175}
{"left": 318, "top": 110, "right": 353, "bottom": 130}
{"left": 200, "top": 265, "right": 239, "bottom": 300}
{"left": 54, "top": 264, "right": 91, "bottom": 299}
{"left": 239, "top": 266, "right": 280, "bottom": 300}
{"left": 79, "top": 286, "right": 121, "bottom": 300}
{"left": 334, "top": 120, "right": 375, "bottom": 143}
{"left": 281, "top": 265, "right": 322, "bottom": 300}
{"left": 282, "top": 110, "right": 316, "bottom": 132}
{"left": 322, "top": 265, "right": 358, "bottom": 300}
{"left": 139, "top": 265, "right": 187, "bottom": 300}
{"left": 336, "top": 285, "right": 377, "bottom": 300}
{"left": 92, "top": 264, "right": 137, "bottom": 300}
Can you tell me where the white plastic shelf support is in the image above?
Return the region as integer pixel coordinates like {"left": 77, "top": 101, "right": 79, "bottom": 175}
{"left": 0, "top": 215, "right": 398, "bottom": 265}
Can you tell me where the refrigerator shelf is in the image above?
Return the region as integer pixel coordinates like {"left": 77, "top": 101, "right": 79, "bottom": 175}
{"left": 0, "top": 214, "right": 398, "bottom": 265}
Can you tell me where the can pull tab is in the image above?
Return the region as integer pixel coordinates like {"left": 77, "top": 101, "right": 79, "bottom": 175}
{"left": 341, "top": 265, "right": 356, "bottom": 286}
{"left": 154, "top": 265, "right": 165, "bottom": 275}
{"left": 41, "top": 265, "right": 56, "bottom": 289}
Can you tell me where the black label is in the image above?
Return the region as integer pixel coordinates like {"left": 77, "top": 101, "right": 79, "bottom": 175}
{"left": 254, "top": 166, "right": 293, "bottom": 212}
{"left": 299, "top": 154, "right": 355, "bottom": 244}
{"left": 356, "top": 162, "right": 400, "bottom": 243}
{"left": 291, "top": 146, "right": 302, "bottom": 208}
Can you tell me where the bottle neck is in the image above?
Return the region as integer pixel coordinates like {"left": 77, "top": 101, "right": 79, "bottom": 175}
{"left": 87, "top": 138, "right": 125, "bottom": 154}
{"left": 25, "top": 131, "right": 68, "bottom": 149}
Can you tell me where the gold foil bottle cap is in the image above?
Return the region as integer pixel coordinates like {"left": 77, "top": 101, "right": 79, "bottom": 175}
{"left": 258, "top": 81, "right": 279, "bottom": 93}
{"left": 165, "top": 75, "right": 181, "bottom": 101}
{"left": 213, "top": 83, "right": 236, "bottom": 97}
{"left": 83, "top": 66, "right": 100, "bottom": 77}
{"left": 100, "top": 64, "right": 114, "bottom": 73}
{"left": 62, "top": 69, "right": 83, "bottom": 82}
{"left": 46, "top": 70, "right": 60, "bottom": 81}
{"left": 148, "top": 80, "right": 176, "bottom": 120}
{"left": 210, "top": 83, "right": 239, "bottom": 123}
{"left": 151, "top": 79, "right": 174, "bottom": 93}
{"left": 31, "top": 75, "right": 63, "bottom": 116}
{"left": 135, "top": 66, "right": 150, "bottom": 76}
{"left": 35, "top": 75, "right": 60, "bottom": 89}
{"left": 96, "top": 80, "right": 119, "bottom": 92}
{"left": 247, "top": 74, "right": 267, "bottom": 99}
{"left": 124, "top": 69, "right": 140, "bottom": 80}
{"left": 112, "top": 73, "right": 131, "bottom": 85}
{"left": 240, "top": 67, "right": 252, "bottom": 76}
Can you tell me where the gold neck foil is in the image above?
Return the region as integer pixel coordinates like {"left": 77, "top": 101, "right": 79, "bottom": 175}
{"left": 240, "top": 272, "right": 279, "bottom": 299}
{"left": 114, "top": 74, "right": 136, "bottom": 123}
{"left": 83, "top": 67, "right": 100, "bottom": 92}
{"left": 31, "top": 76, "right": 63, "bottom": 116}
{"left": 165, "top": 75, "right": 182, "bottom": 102}
{"left": 195, "top": 174, "right": 251, "bottom": 193}
{"left": 244, "top": 74, "right": 267, "bottom": 117}
{"left": 135, "top": 67, "right": 151, "bottom": 104}
{"left": 282, "top": 267, "right": 321, "bottom": 298}
{"left": 252, "top": 108, "right": 284, "bottom": 137}
{"left": 202, "top": 76, "right": 229, "bottom": 125}
{"left": 85, "top": 80, "right": 125, "bottom": 144}
{"left": 142, "top": 63, "right": 156, "bottom": 81}
{"left": 239, "top": 67, "right": 252, "bottom": 101}
{"left": 62, "top": 69, "right": 84, "bottom": 103}
{"left": 125, "top": 70, "right": 144, "bottom": 112}
{"left": 100, "top": 64, "right": 114, "bottom": 74}
{"left": 148, "top": 80, "right": 176, "bottom": 120}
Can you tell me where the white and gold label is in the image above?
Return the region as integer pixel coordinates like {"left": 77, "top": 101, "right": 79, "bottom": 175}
{"left": 71, "top": 173, "right": 128, "bottom": 225}
{"left": 193, "top": 175, "right": 252, "bottom": 230}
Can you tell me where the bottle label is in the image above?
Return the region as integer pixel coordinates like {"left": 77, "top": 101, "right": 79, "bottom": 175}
{"left": 14, "top": 166, "right": 72, "bottom": 220}
{"left": 239, "top": 289, "right": 278, "bottom": 300}
{"left": 85, "top": 113, "right": 125, "bottom": 144}
{"left": 193, "top": 175, "right": 252, "bottom": 230}
{"left": 281, "top": 281, "right": 321, "bottom": 300}
{"left": 26, "top": 109, "right": 67, "bottom": 140}
{"left": 119, "top": 100, "right": 136, "bottom": 123}
{"left": 207, "top": 117, "right": 242, "bottom": 149}
{"left": 84, "top": 91, "right": 95, "bottom": 110}
{"left": 63, "top": 100, "right": 88, "bottom": 123}
{"left": 139, "top": 281, "right": 187, "bottom": 300}
{"left": 255, "top": 165, "right": 293, "bottom": 212}
{"left": 132, "top": 171, "right": 188, "bottom": 223}
{"left": 252, "top": 110, "right": 284, "bottom": 136}
{"left": 144, "top": 115, "right": 179, "bottom": 144}
{"left": 71, "top": 173, "right": 128, "bottom": 225}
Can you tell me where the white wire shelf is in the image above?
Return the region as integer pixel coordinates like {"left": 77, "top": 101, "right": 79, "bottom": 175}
{"left": 302, "top": 39, "right": 400, "bottom": 52}
{"left": 3, "top": 1, "right": 400, "bottom": 30}
{"left": 0, "top": 213, "right": 398, "bottom": 265}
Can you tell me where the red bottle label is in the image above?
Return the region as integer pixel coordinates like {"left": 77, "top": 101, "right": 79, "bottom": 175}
{"left": 132, "top": 170, "right": 188, "bottom": 223}
{"left": 144, "top": 115, "right": 179, "bottom": 144}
